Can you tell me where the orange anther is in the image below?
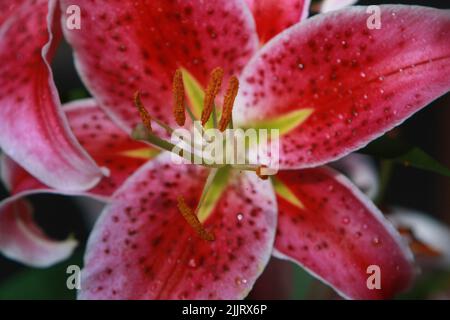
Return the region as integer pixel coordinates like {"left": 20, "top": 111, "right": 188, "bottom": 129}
{"left": 134, "top": 91, "right": 152, "bottom": 132}
{"left": 177, "top": 196, "right": 215, "bottom": 242}
{"left": 218, "top": 76, "right": 239, "bottom": 132}
{"left": 173, "top": 69, "right": 186, "bottom": 126}
{"left": 201, "top": 67, "right": 224, "bottom": 126}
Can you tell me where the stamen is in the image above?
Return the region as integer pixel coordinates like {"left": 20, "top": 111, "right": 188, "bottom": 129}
{"left": 218, "top": 76, "right": 239, "bottom": 132}
{"left": 177, "top": 196, "right": 215, "bottom": 242}
{"left": 398, "top": 226, "right": 441, "bottom": 257}
{"left": 134, "top": 91, "right": 152, "bottom": 132}
{"left": 256, "top": 165, "right": 270, "bottom": 180}
{"left": 173, "top": 69, "right": 186, "bottom": 126}
{"left": 201, "top": 67, "right": 224, "bottom": 126}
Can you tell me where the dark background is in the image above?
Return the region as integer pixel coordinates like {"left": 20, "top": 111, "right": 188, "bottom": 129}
{"left": 0, "top": 0, "right": 449, "bottom": 299}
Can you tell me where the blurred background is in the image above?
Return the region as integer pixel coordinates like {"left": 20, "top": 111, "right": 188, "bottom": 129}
{"left": 0, "top": 0, "right": 449, "bottom": 299}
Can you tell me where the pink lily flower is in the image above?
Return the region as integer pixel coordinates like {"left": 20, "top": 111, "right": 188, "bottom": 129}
{"left": 1, "top": 0, "right": 450, "bottom": 300}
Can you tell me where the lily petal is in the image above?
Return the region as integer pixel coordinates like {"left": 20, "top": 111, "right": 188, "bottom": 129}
{"left": 245, "top": 0, "right": 311, "bottom": 43}
{"left": 331, "top": 154, "right": 378, "bottom": 199}
{"left": 1, "top": 99, "right": 151, "bottom": 198}
{"left": 0, "top": 2, "right": 20, "bottom": 25}
{"left": 236, "top": 5, "right": 450, "bottom": 169}
{"left": 320, "top": 0, "right": 358, "bottom": 13}
{"left": 0, "top": 98, "right": 150, "bottom": 269}
{"left": 388, "top": 207, "right": 450, "bottom": 269}
{"left": 61, "top": 0, "right": 258, "bottom": 132}
{"left": 273, "top": 167, "right": 414, "bottom": 299}
{"left": 0, "top": 196, "right": 77, "bottom": 268}
{"left": 79, "top": 153, "right": 277, "bottom": 299}
{"left": 0, "top": 0, "right": 103, "bottom": 191}
{"left": 63, "top": 100, "right": 152, "bottom": 197}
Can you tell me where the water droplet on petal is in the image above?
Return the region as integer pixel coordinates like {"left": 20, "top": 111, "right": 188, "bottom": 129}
{"left": 237, "top": 213, "right": 244, "bottom": 221}
{"left": 150, "top": 280, "right": 162, "bottom": 292}
{"left": 188, "top": 258, "right": 197, "bottom": 268}
{"left": 342, "top": 216, "right": 350, "bottom": 225}
{"left": 360, "top": 72, "right": 366, "bottom": 78}
{"left": 372, "top": 236, "right": 381, "bottom": 246}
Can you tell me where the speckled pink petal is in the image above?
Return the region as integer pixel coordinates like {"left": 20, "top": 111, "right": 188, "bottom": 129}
{"left": 0, "top": 197, "right": 77, "bottom": 267}
{"left": 236, "top": 5, "right": 450, "bottom": 169}
{"left": 0, "top": 155, "right": 44, "bottom": 195}
{"left": 1, "top": 99, "right": 150, "bottom": 198}
{"left": 0, "top": 1, "right": 20, "bottom": 25}
{"left": 79, "top": 153, "right": 277, "bottom": 300}
{"left": 0, "top": 0, "right": 103, "bottom": 191}
{"left": 244, "top": 0, "right": 310, "bottom": 43}
{"left": 61, "top": 0, "right": 258, "bottom": 132}
{"left": 0, "top": 100, "right": 144, "bottom": 268}
{"left": 273, "top": 167, "right": 414, "bottom": 299}
{"left": 63, "top": 99, "right": 152, "bottom": 197}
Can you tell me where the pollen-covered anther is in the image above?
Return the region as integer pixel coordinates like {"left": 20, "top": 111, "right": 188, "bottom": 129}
{"left": 134, "top": 91, "right": 153, "bottom": 132}
{"left": 218, "top": 76, "right": 239, "bottom": 132}
{"left": 201, "top": 67, "right": 224, "bottom": 125}
{"left": 173, "top": 69, "right": 186, "bottom": 126}
{"left": 177, "top": 196, "right": 215, "bottom": 242}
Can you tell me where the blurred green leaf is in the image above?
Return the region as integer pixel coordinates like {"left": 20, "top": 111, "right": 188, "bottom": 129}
{"left": 0, "top": 251, "right": 83, "bottom": 300}
{"left": 360, "top": 136, "right": 450, "bottom": 178}
{"left": 397, "top": 270, "right": 450, "bottom": 299}
{"left": 65, "top": 88, "right": 90, "bottom": 102}
{"left": 292, "top": 265, "right": 315, "bottom": 299}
